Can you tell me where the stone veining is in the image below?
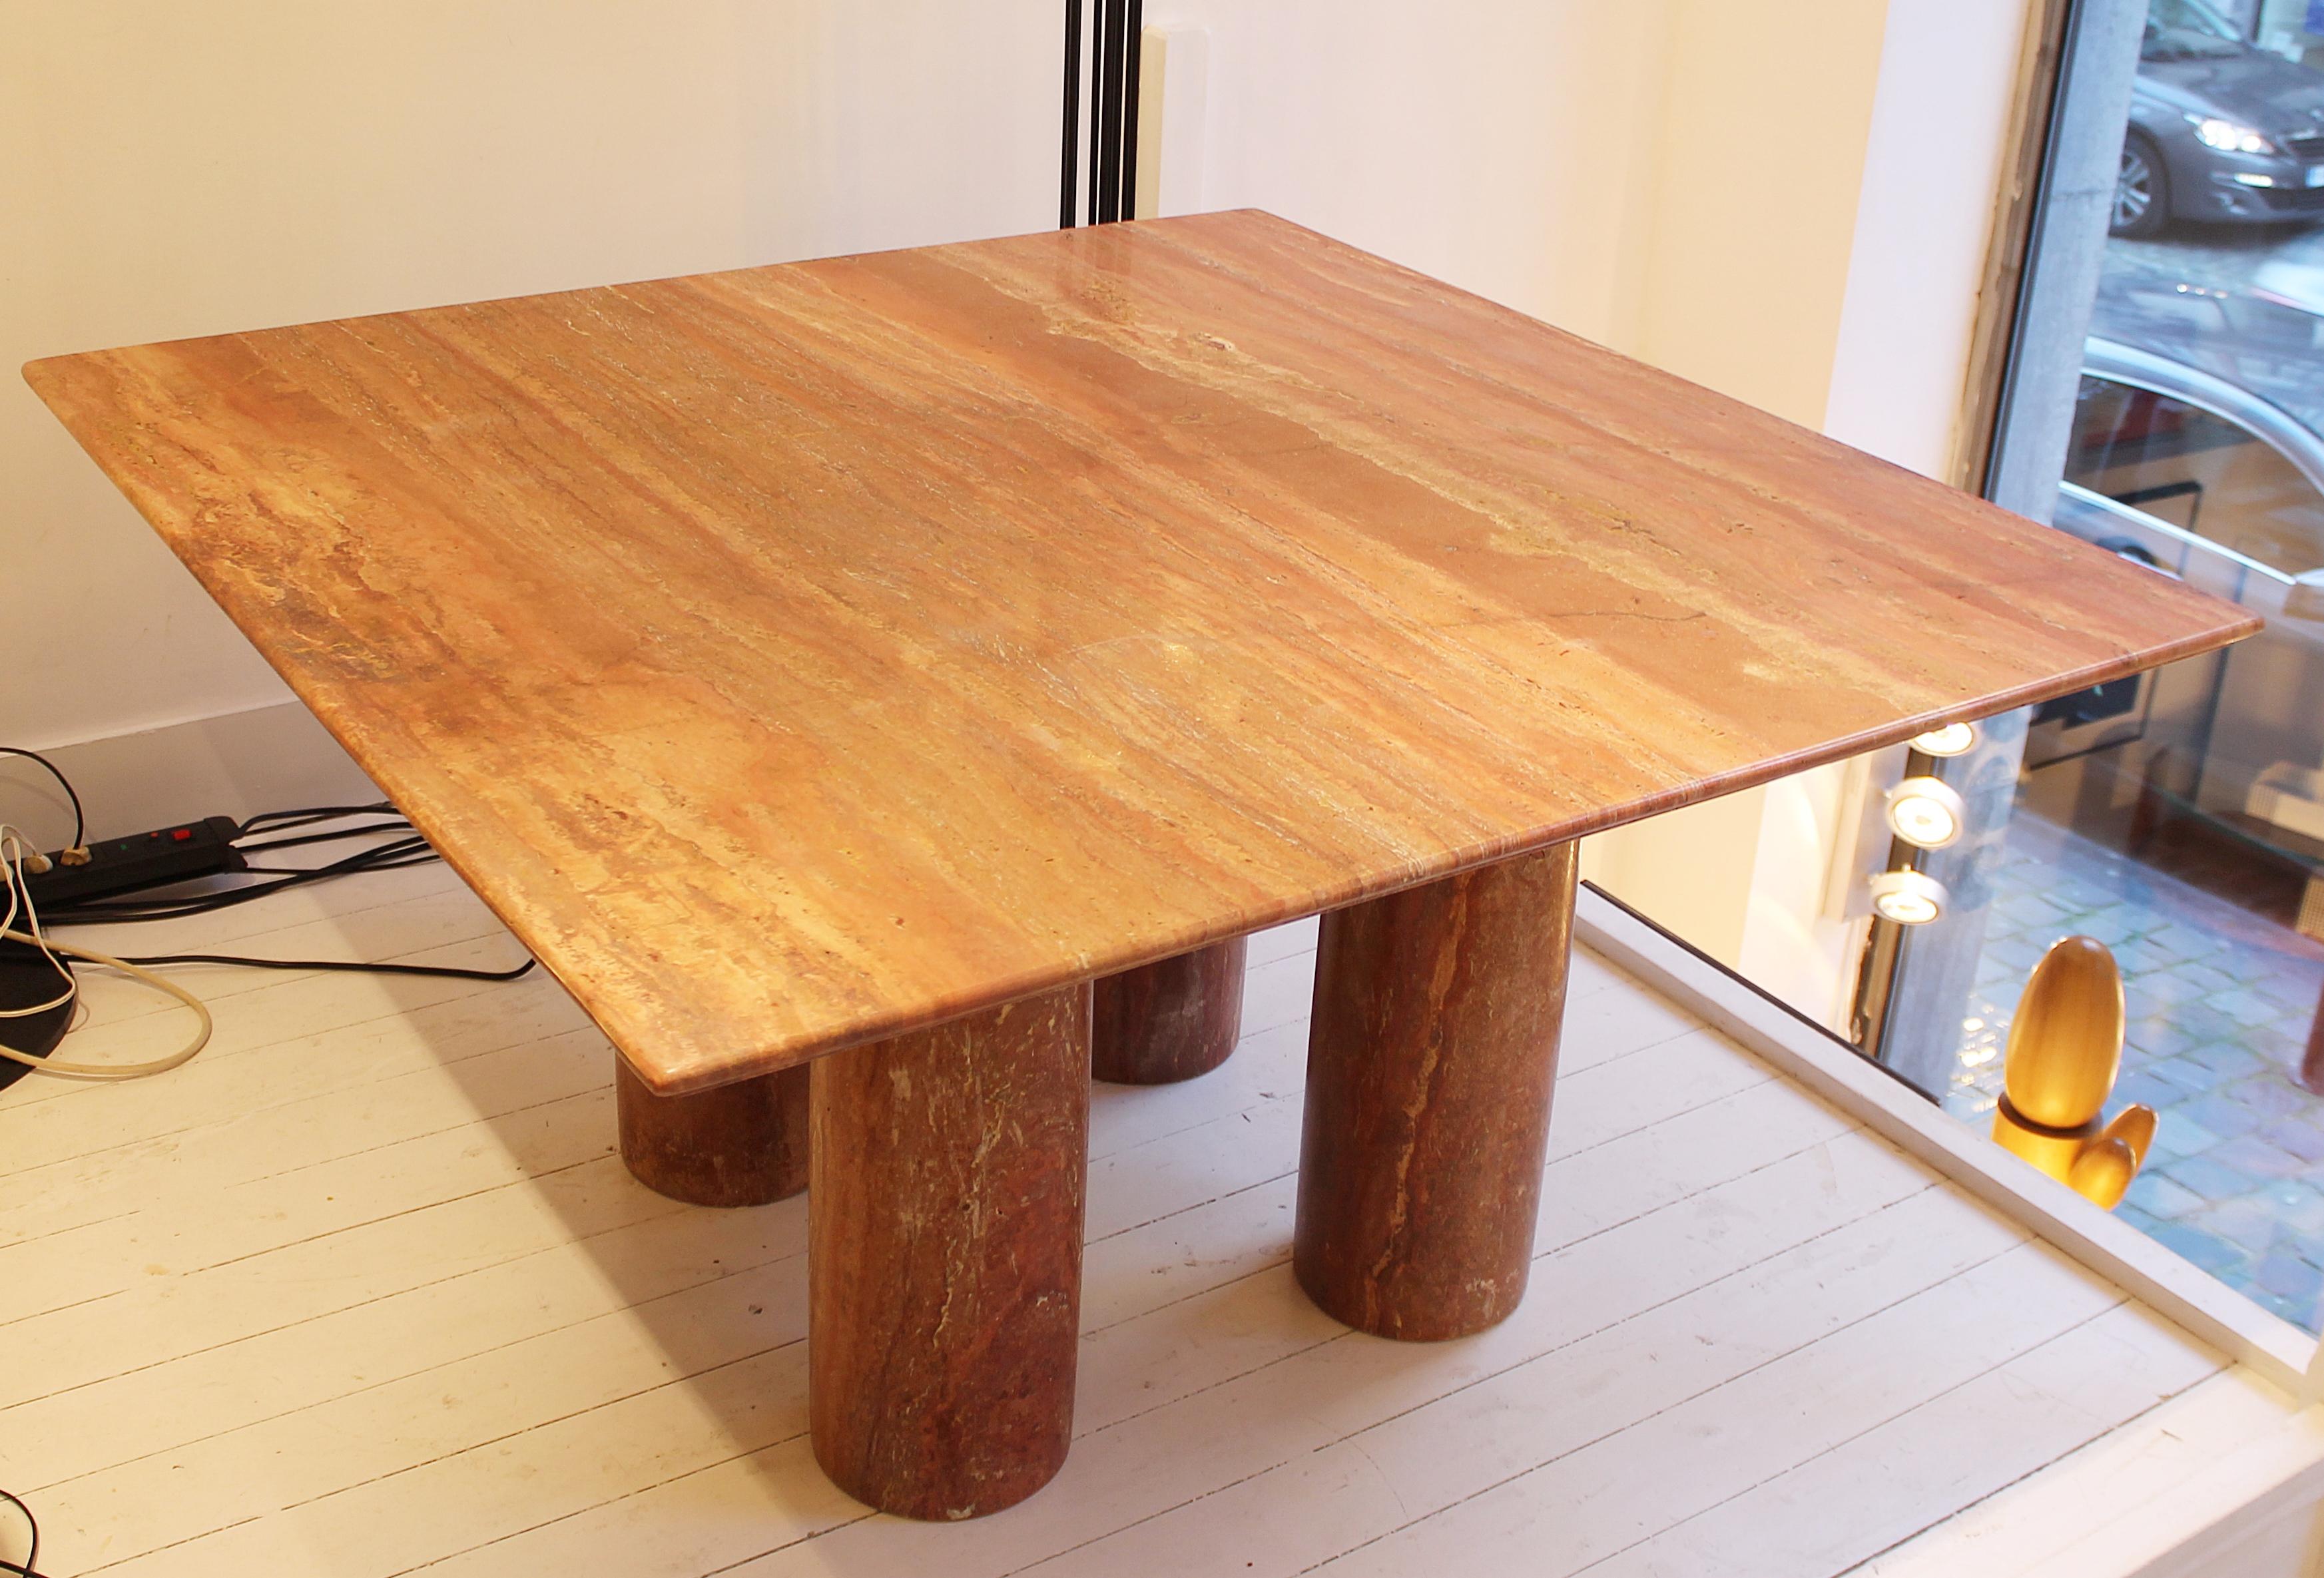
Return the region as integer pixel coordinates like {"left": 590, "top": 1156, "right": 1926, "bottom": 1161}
{"left": 21, "top": 210, "right": 2259, "bottom": 1093}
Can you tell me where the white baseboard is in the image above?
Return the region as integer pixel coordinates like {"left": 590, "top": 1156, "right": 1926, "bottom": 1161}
{"left": 0, "top": 700, "right": 381, "bottom": 848}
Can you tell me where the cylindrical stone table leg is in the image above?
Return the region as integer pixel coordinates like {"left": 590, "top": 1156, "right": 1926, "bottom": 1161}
{"left": 809, "top": 983, "right": 1092, "bottom": 1520}
{"left": 615, "top": 1059, "right": 808, "bottom": 1207}
{"left": 1294, "top": 842, "right": 1577, "bottom": 1342}
{"left": 1092, "top": 937, "right": 1247, "bottom": 1084}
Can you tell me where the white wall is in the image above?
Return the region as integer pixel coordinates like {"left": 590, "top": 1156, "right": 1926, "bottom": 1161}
{"left": 1827, "top": 0, "right": 2032, "bottom": 481}
{"left": 3, "top": 0, "right": 1057, "bottom": 759}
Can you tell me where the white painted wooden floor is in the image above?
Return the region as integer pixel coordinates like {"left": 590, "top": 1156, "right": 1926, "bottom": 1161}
{"left": 0, "top": 858, "right": 2229, "bottom": 1577}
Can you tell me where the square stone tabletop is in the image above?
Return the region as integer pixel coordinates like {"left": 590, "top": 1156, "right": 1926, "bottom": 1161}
{"left": 24, "top": 210, "right": 2257, "bottom": 1091}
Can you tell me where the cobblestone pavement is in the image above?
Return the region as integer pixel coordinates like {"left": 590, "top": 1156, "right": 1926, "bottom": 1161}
{"left": 1943, "top": 811, "right": 2324, "bottom": 1332}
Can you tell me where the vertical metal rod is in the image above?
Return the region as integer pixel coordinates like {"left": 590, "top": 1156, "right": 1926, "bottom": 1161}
{"left": 1853, "top": 907, "right": 1908, "bottom": 1054}
{"left": 1120, "top": 0, "right": 1144, "bottom": 220}
{"left": 1087, "top": 0, "right": 1107, "bottom": 226}
{"left": 1859, "top": 762, "right": 1929, "bottom": 1063}
{"left": 1060, "top": 0, "right": 1082, "bottom": 229}
{"left": 1095, "top": 0, "right": 1125, "bottom": 223}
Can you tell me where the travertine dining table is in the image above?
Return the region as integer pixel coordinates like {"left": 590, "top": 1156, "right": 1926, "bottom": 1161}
{"left": 27, "top": 210, "right": 2256, "bottom": 1521}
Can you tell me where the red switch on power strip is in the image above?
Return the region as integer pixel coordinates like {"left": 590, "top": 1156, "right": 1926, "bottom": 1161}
{"left": 172, "top": 828, "right": 192, "bottom": 841}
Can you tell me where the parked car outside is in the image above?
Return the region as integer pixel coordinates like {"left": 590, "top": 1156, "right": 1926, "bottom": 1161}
{"left": 2089, "top": 262, "right": 2324, "bottom": 465}
{"left": 2054, "top": 327, "right": 2324, "bottom": 866}
{"left": 2115, "top": 0, "right": 2324, "bottom": 237}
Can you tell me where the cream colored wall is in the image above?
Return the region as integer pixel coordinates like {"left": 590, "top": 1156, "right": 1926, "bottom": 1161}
{"left": 3, "top": 0, "right": 1058, "bottom": 750}
{"left": 1145, "top": 0, "right": 1668, "bottom": 357}
{"left": 1149, "top": 0, "right": 1892, "bottom": 447}
{"left": 1626, "top": 2, "right": 1893, "bottom": 419}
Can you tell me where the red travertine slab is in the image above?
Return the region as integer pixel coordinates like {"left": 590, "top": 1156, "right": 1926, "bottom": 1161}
{"left": 25, "top": 211, "right": 2257, "bottom": 1091}
{"left": 808, "top": 983, "right": 1090, "bottom": 1518}
{"left": 1298, "top": 842, "right": 1578, "bottom": 1340}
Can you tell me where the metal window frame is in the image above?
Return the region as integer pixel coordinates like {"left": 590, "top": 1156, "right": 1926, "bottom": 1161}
{"left": 1862, "top": 0, "right": 2152, "bottom": 1087}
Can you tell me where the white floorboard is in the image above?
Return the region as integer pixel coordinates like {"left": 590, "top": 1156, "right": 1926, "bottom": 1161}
{"left": 0, "top": 872, "right": 2229, "bottom": 1577}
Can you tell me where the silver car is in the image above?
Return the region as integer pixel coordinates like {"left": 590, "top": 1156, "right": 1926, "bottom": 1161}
{"left": 2045, "top": 337, "right": 2324, "bottom": 870}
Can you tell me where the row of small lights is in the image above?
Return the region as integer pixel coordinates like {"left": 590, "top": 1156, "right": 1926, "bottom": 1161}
{"left": 1868, "top": 720, "right": 1978, "bottom": 926}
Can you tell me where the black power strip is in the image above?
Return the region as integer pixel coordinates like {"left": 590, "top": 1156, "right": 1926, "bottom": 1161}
{"left": 23, "top": 816, "right": 246, "bottom": 908}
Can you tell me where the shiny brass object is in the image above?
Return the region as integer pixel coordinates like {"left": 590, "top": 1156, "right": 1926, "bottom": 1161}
{"left": 1990, "top": 935, "right": 2156, "bottom": 1209}
{"left": 2067, "top": 1134, "right": 2138, "bottom": 1210}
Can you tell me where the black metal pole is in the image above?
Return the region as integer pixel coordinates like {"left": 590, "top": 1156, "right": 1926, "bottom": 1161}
{"left": 1095, "top": 0, "right": 1124, "bottom": 223}
{"left": 1060, "top": 0, "right": 1081, "bottom": 228}
{"left": 1120, "top": 0, "right": 1143, "bottom": 220}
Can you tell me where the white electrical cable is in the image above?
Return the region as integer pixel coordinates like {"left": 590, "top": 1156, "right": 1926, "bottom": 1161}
{"left": 0, "top": 826, "right": 211, "bottom": 1080}
{"left": 0, "top": 830, "right": 73, "bottom": 1019}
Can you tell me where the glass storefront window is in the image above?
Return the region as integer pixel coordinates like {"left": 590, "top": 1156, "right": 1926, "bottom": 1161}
{"left": 1875, "top": 0, "right": 2324, "bottom": 1332}
{"left": 2066, "top": 376, "right": 2324, "bottom": 572}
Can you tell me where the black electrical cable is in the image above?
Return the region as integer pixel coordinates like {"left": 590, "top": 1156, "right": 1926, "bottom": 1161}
{"left": 234, "top": 818, "right": 416, "bottom": 856}
{"left": 7, "top": 797, "right": 536, "bottom": 1047}
{"left": 44, "top": 834, "right": 441, "bottom": 924}
{"left": 45, "top": 803, "right": 535, "bottom": 979}
{"left": 0, "top": 747, "right": 85, "bottom": 854}
{"left": 0, "top": 1485, "right": 44, "bottom": 1578}
{"left": 17, "top": 805, "right": 426, "bottom": 928}
{"left": 237, "top": 801, "right": 398, "bottom": 836}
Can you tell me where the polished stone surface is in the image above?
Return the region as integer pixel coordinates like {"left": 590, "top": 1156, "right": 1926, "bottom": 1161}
{"left": 807, "top": 984, "right": 1090, "bottom": 1519}
{"left": 26, "top": 211, "right": 2258, "bottom": 1091}
{"left": 1092, "top": 939, "right": 1246, "bottom": 1085}
{"left": 1297, "top": 842, "right": 1576, "bottom": 1340}
{"left": 613, "top": 1058, "right": 807, "bottom": 1208}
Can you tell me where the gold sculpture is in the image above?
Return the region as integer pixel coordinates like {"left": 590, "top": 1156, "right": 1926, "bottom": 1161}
{"left": 1990, "top": 935, "right": 2157, "bottom": 1209}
